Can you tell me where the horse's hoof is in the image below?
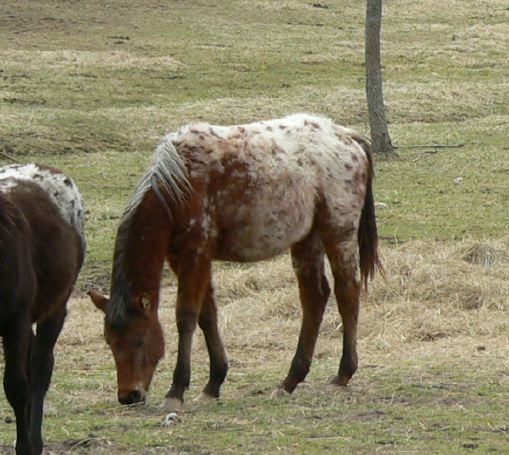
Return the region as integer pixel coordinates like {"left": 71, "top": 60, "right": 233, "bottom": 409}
{"left": 162, "top": 397, "right": 183, "bottom": 412}
{"left": 194, "top": 392, "right": 217, "bottom": 402}
{"left": 325, "top": 382, "right": 347, "bottom": 393}
{"left": 329, "top": 375, "right": 349, "bottom": 387}
{"left": 270, "top": 387, "right": 291, "bottom": 399}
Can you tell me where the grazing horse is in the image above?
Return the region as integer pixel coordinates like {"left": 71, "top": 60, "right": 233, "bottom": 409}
{"left": 89, "top": 113, "right": 381, "bottom": 412}
{"left": 0, "top": 164, "right": 85, "bottom": 455}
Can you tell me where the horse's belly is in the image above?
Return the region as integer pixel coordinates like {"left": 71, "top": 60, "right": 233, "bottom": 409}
{"left": 215, "top": 194, "right": 315, "bottom": 262}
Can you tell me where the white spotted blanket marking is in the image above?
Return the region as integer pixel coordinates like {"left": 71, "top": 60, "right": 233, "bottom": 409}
{"left": 0, "top": 164, "right": 86, "bottom": 248}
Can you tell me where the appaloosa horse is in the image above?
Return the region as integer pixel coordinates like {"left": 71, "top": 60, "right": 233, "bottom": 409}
{"left": 0, "top": 164, "right": 85, "bottom": 454}
{"left": 89, "top": 113, "right": 381, "bottom": 412}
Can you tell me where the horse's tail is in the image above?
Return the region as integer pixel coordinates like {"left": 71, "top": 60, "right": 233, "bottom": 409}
{"left": 352, "top": 134, "right": 383, "bottom": 290}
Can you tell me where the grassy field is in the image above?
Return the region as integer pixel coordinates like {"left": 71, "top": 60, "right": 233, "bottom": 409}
{"left": 0, "top": 0, "right": 508, "bottom": 454}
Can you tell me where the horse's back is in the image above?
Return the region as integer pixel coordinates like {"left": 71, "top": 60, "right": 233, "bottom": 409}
{"left": 170, "top": 114, "right": 370, "bottom": 261}
{"left": 0, "top": 164, "right": 85, "bottom": 323}
{"left": 0, "top": 164, "right": 85, "bottom": 246}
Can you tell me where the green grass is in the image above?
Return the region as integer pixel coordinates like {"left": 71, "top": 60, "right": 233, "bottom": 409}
{"left": 376, "top": 117, "right": 509, "bottom": 241}
{"left": 2, "top": 1, "right": 507, "bottom": 287}
{"left": 2, "top": 346, "right": 507, "bottom": 454}
{"left": 1, "top": 0, "right": 508, "bottom": 453}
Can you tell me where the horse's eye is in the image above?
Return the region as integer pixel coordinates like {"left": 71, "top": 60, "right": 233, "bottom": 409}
{"left": 135, "top": 339, "right": 144, "bottom": 348}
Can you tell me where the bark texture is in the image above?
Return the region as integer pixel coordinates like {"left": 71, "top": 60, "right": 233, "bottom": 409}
{"left": 365, "top": 0, "right": 393, "bottom": 154}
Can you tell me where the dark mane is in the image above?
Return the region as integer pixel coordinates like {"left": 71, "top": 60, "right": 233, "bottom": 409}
{"left": 105, "top": 214, "right": 134, "bottom": 329}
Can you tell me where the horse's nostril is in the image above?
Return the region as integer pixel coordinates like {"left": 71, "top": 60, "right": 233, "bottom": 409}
{"left": 118, "top": 389, "right": 145, "bottom": 405}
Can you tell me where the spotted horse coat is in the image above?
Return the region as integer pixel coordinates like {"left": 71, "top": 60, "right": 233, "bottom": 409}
{"left": 0, "top": 163, "right": 86, "bottom": 250}
{"left": 89, "top": 113, "right": 381, "bottom": 412}
{"left": 166, "top": 113, "right": 371, "bottom": 263}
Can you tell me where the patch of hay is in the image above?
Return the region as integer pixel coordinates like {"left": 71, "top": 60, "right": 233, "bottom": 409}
{"left": 62, "top": 238, "right": 509, "bottom": 388}
{"left": 365, "top": 239, "right": 509, "bottom": 350}
{"left": 459, "top": 241, "right": 509, "bottom": 267}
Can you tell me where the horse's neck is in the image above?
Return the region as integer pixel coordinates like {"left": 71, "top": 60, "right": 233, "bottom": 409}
{"left": 112, "top": 190, "right": 172, "bottom": 298}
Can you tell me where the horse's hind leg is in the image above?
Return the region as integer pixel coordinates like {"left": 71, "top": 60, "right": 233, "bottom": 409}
{"left": 322, "top": 229, "right": 361, "bottom": 387}
{"left": 29, "top": 308, "right": 67, "bottom": 454}
{"left": 3, "top": 317, "right": 33, "bottom": 454}
{"left": 198, "top": 283, "right": 228, "bottom": 400}
{"left": 274, "top": 230, "right": 330, "bottom": 396}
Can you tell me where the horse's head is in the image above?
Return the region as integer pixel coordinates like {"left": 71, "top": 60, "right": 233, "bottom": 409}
{"left": 88, "top": 290, "right": 164, "bottom": 405}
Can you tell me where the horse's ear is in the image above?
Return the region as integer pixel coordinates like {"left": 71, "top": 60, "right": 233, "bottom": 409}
{"left": 88, "top": 290, "right": 109, "bottom": 313}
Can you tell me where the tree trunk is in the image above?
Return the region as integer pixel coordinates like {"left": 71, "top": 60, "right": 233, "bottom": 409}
{"left": 365, "top": 0, "right": 393, "bottom": 154}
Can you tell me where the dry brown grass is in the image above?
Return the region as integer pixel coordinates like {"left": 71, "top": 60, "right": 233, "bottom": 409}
{"left": 45, "top": 237, "right": 509, "bottom": 453}
{"left": 367, "top": 239, "right": 509, "bottom": 349}
{"left": 0, "top": 49, "right": 184, "bottom": 70}
{"left": 60, "top": 237, "right": 509, "bottom": 386}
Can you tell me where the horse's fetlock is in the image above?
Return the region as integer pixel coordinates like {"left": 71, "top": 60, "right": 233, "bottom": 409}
{"left": 339, "top": 357, "right": 358, "bottom": 380}
{"left": 162, "top": 396, "right": 183, "bottom": 413}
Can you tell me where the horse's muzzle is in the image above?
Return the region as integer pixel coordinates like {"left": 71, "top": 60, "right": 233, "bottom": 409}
{"left": 118, "top": 389, "right": 146, "bottom": 405}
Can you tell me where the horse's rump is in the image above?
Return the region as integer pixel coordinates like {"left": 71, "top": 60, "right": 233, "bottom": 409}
{"left": 0, "top": 163, "right": 86, "bottom": 249}
{"left": 0, "top": 195, "right": 36, "bottom": 322}
{"left": 0, "top": 167, "right": 86, "bottom": 321}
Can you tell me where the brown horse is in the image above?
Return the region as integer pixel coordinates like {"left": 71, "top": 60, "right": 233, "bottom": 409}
{"left": 89, "top": 113, "right": 381, "bottom": 412}
{"left": 0, "top": 164, "right": 85, "bottom": 455}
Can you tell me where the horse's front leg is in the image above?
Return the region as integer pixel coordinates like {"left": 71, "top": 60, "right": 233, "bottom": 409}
{"left": 163, "top": 254, "right": 211, "bottom": 412}
{"left": 29, "top": 308, "right": 67, "bottom": 454}
{"left": 3, "top": 318, "right": 33, "bottom": 455}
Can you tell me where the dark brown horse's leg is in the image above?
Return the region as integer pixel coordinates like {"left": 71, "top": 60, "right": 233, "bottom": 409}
{"left": 274, "top": 232, "right": 330, "bottom": 396}
{"left": 3, "top": 319, "right": 33, "bottom": 455}
{"left": 29, "top": 308, "right": 67, "bottom": 454}
{"left": 164, "top": 255, "right": 211, "bottom": 412}
{"left": 198, "top": 283, "right": 228, "bottom": 399}
{"left": 324, "top": 241, "right": 361, "bottom": 387}
{"left": 25, "top": 328, "right": 35, "bottom": 429}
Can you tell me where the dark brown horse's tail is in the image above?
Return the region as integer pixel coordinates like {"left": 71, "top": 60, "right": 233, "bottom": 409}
{"left": 353, "top": 134, "right": 383, "bottom": 290}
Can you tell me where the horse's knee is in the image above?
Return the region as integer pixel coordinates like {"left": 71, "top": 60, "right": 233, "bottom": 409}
{"left": 321, "top": 274, "right": 331, "bottom": 302}
{"left": 176, "top": 309, "right": 199, "bottom": 333}
{"left": 4, "top": 368, "right": 29, "bottom": 409}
